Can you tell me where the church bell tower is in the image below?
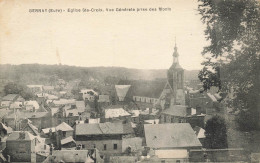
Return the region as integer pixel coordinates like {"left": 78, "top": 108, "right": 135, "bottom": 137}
{"left": 167, "top": 41, "right": 185, "bottom": 105}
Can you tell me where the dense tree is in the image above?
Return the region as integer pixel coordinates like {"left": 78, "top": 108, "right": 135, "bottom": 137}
{"left": 198, "top": 0, "right": 260, "bottom": 130}
{"left": 205, "top": 115, "right": 228, "bottom": 149}
{"left": 4, "top": 82, "right": 34, "bottom": 100}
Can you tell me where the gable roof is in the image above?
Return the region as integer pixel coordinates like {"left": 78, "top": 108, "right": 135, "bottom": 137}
{"left": 144, "top": 123, "right": 202, "bottom": 149}
{"left": 2, "top": 94, "right": 19, "bottom": 101}
{"left": 115, "top": 85, "right": 131, "bottom": 101}
{"left": 105, "top": 108, "right": 131, "bottom": 118}
{"left": 56, "top": 122, "right": 73, "bottom": 132}
{"left": 7, "top": 131, "right": 35, "bottom": 141}
{"left": 161, "top": 105, "right": 187, "bottom": 117}
{"left": 118, "top": 79, "right": 166, "bottom": 98}
{"left": 193, "top": 126, "right": 206, "bottom": 139}
{"left": 0, "top": 122, "right": 13, "bottom": 134}
{"left": 76, "top": 122, "right": 134, "bottom": 136}
{"left": 61, "top": 136, "right": 76, "bottom": 145}
{"left": 23, "top": 121, "right": 39, "bottom": 136}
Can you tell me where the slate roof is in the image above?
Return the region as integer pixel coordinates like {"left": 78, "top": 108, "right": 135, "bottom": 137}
{"left": 98, "top": 95, "right": 110, "bottom": 103}
{"left": 5, "top": 111, "right": 49, "bottom": 119}
{"left": 161, "top": 105, "right": 187, "bottom": 117}
{"left": 105, "top": 108, "right": 131, "bottom": 118}
{"left": 117, "top": 79, "right": 166, "bottom": 98}
{"left": 7, "top": 131, "right": 35, "bottom": 141}
{"left": 76, "top": 122, "right": 134, "bottom": 136}
{"left": 144, "top": 123, "right": 202, "bottom": 149}
{"left": 42, "top": 127, "right": 56, "bottom": 134}
{"left": 61, "top": 136, "right": 76, "bottom": 145}
{"left": 56, "top": 122, "right": 74, "bottom": 132}
{"left": 2, "top": 94, "right": 19, "bottom": 101}
{"left": 23, "top": 121, "right": 39, "bottom": 136}
{"left": 0, "top": 109, "right": 12, "bottom": 119}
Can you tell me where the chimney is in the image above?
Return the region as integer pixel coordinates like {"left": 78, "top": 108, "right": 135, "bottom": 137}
{"left": 19, "top": 132, "right": 26, "bottom": 140}
{"left": 149, "top": 108, "right": 153, "bottom": 114}
{"left": 187, "top": 107, "right": 191, "bottom": 116}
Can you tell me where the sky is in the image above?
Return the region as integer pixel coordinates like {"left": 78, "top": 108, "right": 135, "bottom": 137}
{"left": 0, "top": 0, "right": 208, "bottom": 70}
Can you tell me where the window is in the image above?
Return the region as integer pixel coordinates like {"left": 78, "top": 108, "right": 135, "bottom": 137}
{"left": 103, "top": 144, "right": 107, "bottom": 150}
{"left": 113, "top": 144, "right": 117, "bottom": 150}
{"left": 82, "top": 145, "right": 85, "bottom": 149}
{"left": 62, "top": 131, "right": 66, "bottom": 137}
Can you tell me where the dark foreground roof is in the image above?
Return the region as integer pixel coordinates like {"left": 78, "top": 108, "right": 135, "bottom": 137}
{"left": 144, "top": 123, "right": 202, "bottom": 149}
{"left": 76, "top": 122, "right": 134, "bottom": 135}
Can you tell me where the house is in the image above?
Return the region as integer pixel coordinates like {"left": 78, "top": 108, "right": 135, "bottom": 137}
{"left": 1, "top": 94, "right": 22, "bottom": 102}
{"left": 24, "top": 100, "right": 40, "bottom": 111}
{"left": 122, "top": 137, "right": 143, "bottom": 154}
{"left": 0, "top": 122, "right": 12, "bottom": 150}
{"left": 142, "top": 149, "right": 189, "bottom": 163}
{"left": 27, "top": 85, "right": 43, "bottom": 94}
{"left": 98, "top": 95, "right": 110, "bottom": 103}
{"left": 98, "top": 95, "right": 110, "bottom": 107}
{"left": 47, "top": 149, "right": 103, "bottom": 163}
{"left": 75, "top": 100, "right": 86, "bottom": 113}
{"left": 139, "top": 108, "right": 159, "bottom": 122}
{"left": 1, "top": 94, "right": 24, "bottom": 109}
{"left": 80, "top": 89, "right": 98, "bottom": 101}
{"left": 3, "top": 110, "right": 51, "bottom": 130}
{"left": 129, "top": 110, "right": 141, "bottom": 123}
{"left": 52, "top": 99, "right": 76, "bottom": 107}
{"left": 41, "top": 122, "right": 74, "bottom": 149}
{"left": 9, "top": 101, "right": 23, "bottom": 109}
{"left": 52, "top": 105, "right": 79, "bottom": 126}
{"left": 160, "top": 105, "right": 187, "bottom": 123}
{"left": 56, "top": 122, "right": 74, "bottom": 139}
{"left": 104, "top": 108, "right": 131, "bottom": 122}
{"left": 5, "top": 131, "right": 49, "bottom": 162}
{"left": 61, "top": 136, "right": 76, "bottom": 148}
{"left": 43, "top": 86, "right": 55, "bottom": 94}
{"left": 144, "top": 123, "right": 202, "bottom": 150}
{"left": 22, "top": 119, "right": 40, "bottom": 136}
{"left": 75, "top": 122, "right": 134, "bottom": 155}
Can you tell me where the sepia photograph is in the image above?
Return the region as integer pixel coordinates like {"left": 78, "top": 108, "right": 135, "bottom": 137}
{"left": 0, "top": 0, "right": 259, "bottom": 162}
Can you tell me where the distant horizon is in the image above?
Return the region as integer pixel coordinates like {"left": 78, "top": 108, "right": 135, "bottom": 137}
{"left": 0, "top": 63, "right": 201, "bottom": 71}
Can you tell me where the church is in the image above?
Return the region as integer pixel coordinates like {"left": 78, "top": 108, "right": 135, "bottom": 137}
{"left": 157, "top": 42, "right": 186, "bottom": 110}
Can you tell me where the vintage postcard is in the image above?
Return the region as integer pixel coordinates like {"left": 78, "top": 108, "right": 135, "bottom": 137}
{"left": 0, "top": 0, "right": 259, "bottom": 162}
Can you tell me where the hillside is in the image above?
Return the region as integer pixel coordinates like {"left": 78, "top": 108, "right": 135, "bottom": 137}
{"left": 0, "top": 64, "right": 199, "bottom": 84}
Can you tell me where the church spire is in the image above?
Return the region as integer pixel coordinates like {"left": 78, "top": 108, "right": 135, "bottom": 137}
{"left": 172, "top": 37, "right": 179, "bottom": 63}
